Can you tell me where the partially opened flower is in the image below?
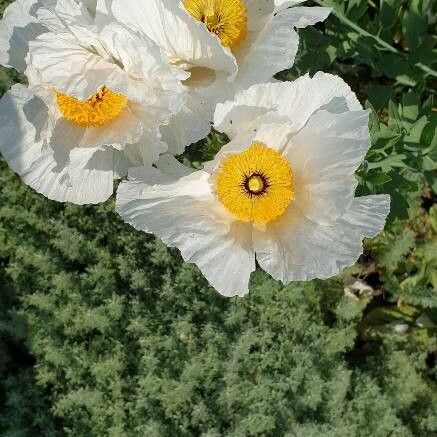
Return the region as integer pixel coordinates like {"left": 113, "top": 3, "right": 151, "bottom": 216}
{"left": 116, "top": 73, "right": 390, "bottom": 297}
{"left": 107, "top": 0, "right": 331, "bottom": 153}
{"left": 0, "top": 0, "right": 186, "bottom": 204}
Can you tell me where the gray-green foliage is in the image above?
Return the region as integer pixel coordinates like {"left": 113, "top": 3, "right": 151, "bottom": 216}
{"left": 1, "top": 168, "right": 435, "bottom": 436}
{"left": 0, "top": 0, "right": 436, "bottom": 436}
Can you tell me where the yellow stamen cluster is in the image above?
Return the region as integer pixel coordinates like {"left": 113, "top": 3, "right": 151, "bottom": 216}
{"left": 216, "top": 143, "right": 294, "bottom": 223}
{"left": 56, "top": 86, "right": 128, "bottom": 128}
{"left": 184, "top": 0, "right": 248, "bottom": 49}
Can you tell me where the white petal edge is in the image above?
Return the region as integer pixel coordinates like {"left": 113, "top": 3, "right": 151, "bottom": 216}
{"left": 0, "top": 84, "right": 47, "bottom": 174}
{"left": 109, "top": 0, "right": 236, "bottom": 76}
{"left": 234, "top": 7, "right": 330, "bottom": 90}
{"left": 21, "top": 146, "right": 115, "bottom": 205}
{"left": 0, "top": 0, "right": 46, "bottom": 72}
{"left": 214, "top": 72, "right": 362, "bottom": 139}
{"left": 285, "top": 108, "right": 371, "bottom": 224}
{"left": 116, "top": 170, "right": 256, "bottom": 297}
{"left": 160, "top": 88, "right": 213, "bottom": 155}
{"left": 254, "top": 194, "right": 390, "bottom": 283}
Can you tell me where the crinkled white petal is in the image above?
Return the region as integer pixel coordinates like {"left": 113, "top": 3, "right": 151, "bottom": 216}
{"left": 282, "top": 6, "right": 331, "bottom": 28}
{"left": 203, "top": 131, "right": 259, "bottom": 175}
{"left": 94, "top": 0, "right": 113, "bottom": 27}
{"left": 48, "top": 102, "right": 148, "bottom": 151}
{"left": 27, "top": 31, "right": 127, "bottom": 99}
{"left": 36, "top": 0, "right": 97, "bottom": 43}
{"left": 0, "top": 84, "right": 48, "bottom": 173}
{"left": 254, "top": 195, "right": 390, "bottom": 283}
{"left": 214, "top": 102, "right": 292, "bottom": 143}
{"left": 160, "top": 88, "right": 212, "bottom": 155}
{"left": 243, "top": 0, "right": 274, "bottom": 31}
{"left": 274, "top": 0, "right": 306, "bottom": 9}
{"left": 204, "top": 116, "right": 293, "bottom": 181}
{"left": 98, "top": 22, "right": 188, "bottom": 107}
{"left": 80, "top": 0, "right": 97, "bottom": 13}
{"left": 0, "top": 0, "right": 46, "bottom": 72}
{"left": 124, "top": 136, "right": 168, "bottom": 173}
{"left": 109, "top": 0, "right": 236, "bottom": 76}
{"left": 161, "top": 69, "right": 233, "bottom": 154}
{"left": 215, "top": 72, "right": 362, "bottom": 139}
{"left": 28, "top": 21, "right": 186, "bottom": 112}
{"left": 155, "top": 154, "right": 194, "bottom": 179}
{"left": 285, "top": 109, "right": 371, "bottom": 224}
{"left": 21, "top": 146, "right": 115, "bottom": 204}
{"left": 112, "top": 137, "right": 168, "bottom": 180}
{"left": 234, "top": 7, "right": 330, "bottom": 90}
{"left": 116, "top": 170, "right": 255, "bottom": 297}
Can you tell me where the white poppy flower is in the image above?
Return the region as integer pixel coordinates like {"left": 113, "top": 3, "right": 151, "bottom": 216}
{"left": 106, "top": 0, "right": 331, "bottom": 153}
{"left": 116, "top": 73, "right": 391, "bottom": 297}
{"left": 0, "top": 0, "right": 187, "bottom": 204}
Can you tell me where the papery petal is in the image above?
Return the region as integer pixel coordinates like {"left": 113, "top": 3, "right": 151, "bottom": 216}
{"left": 254, "top": 195, "right": 390, "bottom": 283}
{"left": 0, "top": 84, "right": 48, "bottom": 173}
{"left": 234, "top": 7, "right": 330, "bottom": 90}
{"left": 36, "top": 0, "right": 96, "bottom": 39}
{"left": 80, "top": 0, "right": 97, "bottom": 13}
{"left": 215, "top": 72, "right": 361, "bottom": 139}
{"left": 160, "top": 88, "right": 212, "bottom": 155}
{"left": 124, "top": 136, "right": 168, "bottom": 172}
{"left": 116, "top": 170, "right": 255, "bottom": 296}
{"left": 109, "top": 0, "right": 236, "bottom": 76}
{"left": 0, "top": 0, "right": 46, "bottom": 72}
{"left": 22, "top": 146, "right": 115, "bottom": 204}
{"left": 155, "top": 154, "right": 194, "bottom": 179}
{"left": 244, "top": 0, "right": 274, "bottom": 31}
{"left": 274, "top": 0, "right": 306, "bottom": 9}
{"left": 282, "top": 6, "right": 331, "bottom": 28}
{"left": 98, "top": 22, "right": 188, "bottom": 106}
{"left": 285, "top": 109, "right": 371, "bottom": 224}
{"left": 28, "top": 31, "right": 127, "bottom": 99}
{"left": 161, "top": 69, "right": 232, "bottom": 153}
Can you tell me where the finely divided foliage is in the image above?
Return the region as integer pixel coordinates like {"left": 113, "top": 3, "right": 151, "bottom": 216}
{"left": 0, "top": 0, "right": 436, "bottom": 436}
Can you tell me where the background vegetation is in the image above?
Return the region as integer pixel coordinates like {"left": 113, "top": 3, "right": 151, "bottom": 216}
{"left": 0, "top": 0, "right": 436, "bottom": 435}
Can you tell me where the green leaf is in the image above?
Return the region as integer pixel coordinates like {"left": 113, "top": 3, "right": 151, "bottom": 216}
{"left": 377, "top": 55, "right": 418, "bottom": 86}
{"left": 388, "top": 190, "right": 411, "bottom": 221}
{"left": 371, "top": 126, "right": 402, "bottom": 151}
{"left": 367, "top": 154, "right": 407, "bottom": 171}
{"left": 388, "top": 100, "right": 403, "bottom": 132}
{"left": 379, "top": 0, "right": 402, "bottom": 29}
{"left": 401, "top": 92, "right": 420, "bottom": 126}
{"left": 402, "top": 0, "right": 428, "bottom": 50}
{"left": 367, "top": 86, "right": 394, "bottom": 111}
{"left": 404, "top": 116, "right": 429, "bottom": 147}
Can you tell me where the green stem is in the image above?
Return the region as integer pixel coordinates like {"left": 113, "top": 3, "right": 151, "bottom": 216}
{"left": 313, "top": 0, "right": 437, "bottom": 79}
{"left": 415, "top": 63, "right": 437, "bottom": 79}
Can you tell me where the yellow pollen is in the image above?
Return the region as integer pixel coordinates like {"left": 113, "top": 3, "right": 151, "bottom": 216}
{"left": 184, "top": 0, "right": 248, "bottom": 49}
{"left": 56, "top": 86, "right": 128, "bottom": 128}
{"left": 216, "top": 143, "right": 294, "bottom": 223}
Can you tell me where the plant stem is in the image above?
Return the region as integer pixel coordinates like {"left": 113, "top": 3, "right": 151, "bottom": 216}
{"left": 313, "top": 0, "right": 437, "bottom": 79}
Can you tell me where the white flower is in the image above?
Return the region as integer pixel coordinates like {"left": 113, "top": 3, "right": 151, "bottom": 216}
{"left": 106, "top": 0, "right": 331, "bottom": 153}
{"left": 0, "top": 0, "right": 187, "bottom": 204}
{"left": 116, "top": 73, "right": 391, "bottom": 297}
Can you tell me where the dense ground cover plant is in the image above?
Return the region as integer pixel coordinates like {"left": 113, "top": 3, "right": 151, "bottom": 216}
{"left": 0, "top": 0, "right": 435, "bottom": 435}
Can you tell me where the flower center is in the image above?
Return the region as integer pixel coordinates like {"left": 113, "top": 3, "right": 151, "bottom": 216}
{"left": 184, "top": 0, "right": 248, "bottom": 49}
{"left": 247, "top": 174, "right": 265, "bottom": 194}
{"left": 216, "top": 143, "right": 294, "bottom": 223}
{"left": 56, "top": 86, "right": 128, "bottom": 128}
